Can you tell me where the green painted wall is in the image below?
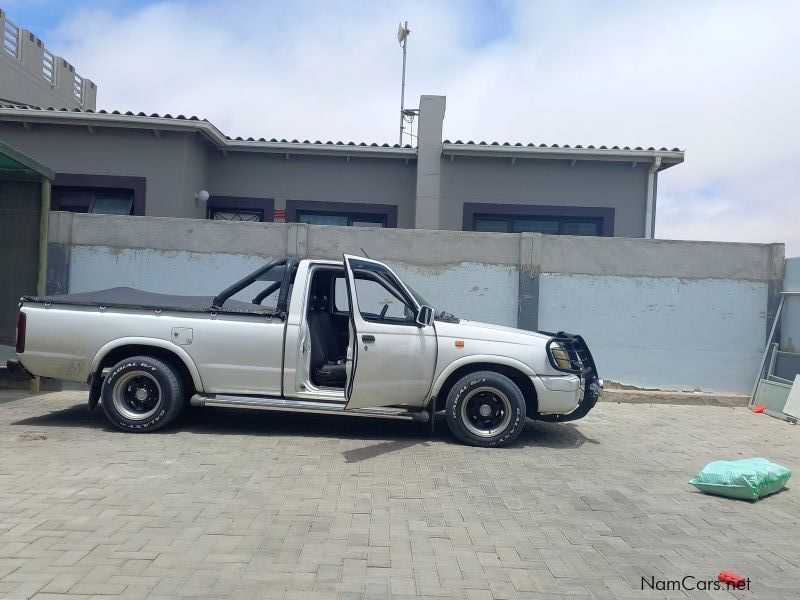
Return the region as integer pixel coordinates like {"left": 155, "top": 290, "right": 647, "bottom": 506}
{"left": 0, "top": 179, "right": 40, "bottom": 345}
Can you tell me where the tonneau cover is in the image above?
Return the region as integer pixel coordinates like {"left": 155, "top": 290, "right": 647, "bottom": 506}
{"left": 22, "top": 287, "right": 279, "bottom": 316}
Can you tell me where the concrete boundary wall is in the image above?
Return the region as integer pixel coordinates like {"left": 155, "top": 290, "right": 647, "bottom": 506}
{"left": 47, "top": 212, "right": 785, "bottom": 393}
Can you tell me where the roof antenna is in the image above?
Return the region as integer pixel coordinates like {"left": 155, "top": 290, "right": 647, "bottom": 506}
{"left": 397, "top": 21, "right": 411, "bottom": 145}
{"left": 360, "top": 248, "right": 371, "bottom": 259}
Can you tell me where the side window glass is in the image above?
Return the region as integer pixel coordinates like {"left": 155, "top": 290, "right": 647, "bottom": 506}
{"left": 334, "top": 277, "right": 349, "bottom": 313}
{"left": 353, "top": 273, "right": 415, "bottom": 323}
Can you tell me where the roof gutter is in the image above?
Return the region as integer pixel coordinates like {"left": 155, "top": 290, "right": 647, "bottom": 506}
{"left": 644, "top": 156, "right": 662, "bottom": 239}
{"left": 0, "top": 108, "right": 415, "bottom": 159}
{"left": 442, "top": 142, "right": 684, "bottom": 167}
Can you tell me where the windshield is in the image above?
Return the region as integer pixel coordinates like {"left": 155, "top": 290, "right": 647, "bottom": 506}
{"left": 405, "top": 284, "right": 432, "bottom": 310}
{"left": 405, "top": 283, "right": 457, "bottom": 320}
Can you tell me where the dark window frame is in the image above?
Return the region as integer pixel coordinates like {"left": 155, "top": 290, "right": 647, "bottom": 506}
{"left": 463, "top": 203, "right": 615, "bottom": 236}
{"left": 347, "top": 257, "right": 419, "bottom": 327}
{"left": 286, "top": 199, "right": 398, "bottom": 228}
{"left": 351, "top": 270, "right": 418, "bottom": 326}
{"left": 52, "top": 174, "right": 146, "bottom": 215}
{"left": 473, "top": 214, "right": 603, "bottom": 236}
{"left": 207, "top": 196, "right": 275, "bottom": 222}
{"left": 295, "top": 210, "right": 387, "bottom": 227}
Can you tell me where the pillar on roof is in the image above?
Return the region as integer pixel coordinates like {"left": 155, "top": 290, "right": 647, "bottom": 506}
{"left": 413, "top": 95, "right": 446, "bottom": 230}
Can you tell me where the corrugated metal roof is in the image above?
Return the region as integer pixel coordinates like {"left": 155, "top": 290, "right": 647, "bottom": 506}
{"left": 0, "top": 103, "right": 413, "bottom": 149}
{"left": 0, "top": 103, "right": 684, "bottom": 163}
{"left": 0, "top": 102, "right": 209, "bottom": 121}
{"left": 443, "top": 139, "right": 683, "bottom": 153}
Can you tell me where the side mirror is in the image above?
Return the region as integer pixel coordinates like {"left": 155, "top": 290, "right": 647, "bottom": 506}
{"left": 416, "top": 305, "right": 435, "bottom": 327}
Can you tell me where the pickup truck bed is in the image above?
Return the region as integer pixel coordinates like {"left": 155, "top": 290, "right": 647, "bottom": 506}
{"left": 24, "top": 288, "right": 275, "bottom": 316}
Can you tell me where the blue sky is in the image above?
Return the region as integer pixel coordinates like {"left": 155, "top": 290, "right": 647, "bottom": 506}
{"left": 4, "top": 0, "right": 152, "bottom": 33}
{"left": 3, "top": 0, "right": 800, "bottom": 253}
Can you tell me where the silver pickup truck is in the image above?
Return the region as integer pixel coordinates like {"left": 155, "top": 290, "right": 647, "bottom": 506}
{"left": 9, "top": 254, "right": 602, "bottom": 447}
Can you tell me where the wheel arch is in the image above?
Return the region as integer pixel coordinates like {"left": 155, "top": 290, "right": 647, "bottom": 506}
{"left": 91, "top": 338, "right": 203, "bottom": 394}
{"left": 432, "top": 356, "right": 538, "bottom": 417}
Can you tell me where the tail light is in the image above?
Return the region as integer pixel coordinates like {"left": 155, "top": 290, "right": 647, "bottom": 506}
{"left": 15, "top": 311, "right": 26, "bottom": 353}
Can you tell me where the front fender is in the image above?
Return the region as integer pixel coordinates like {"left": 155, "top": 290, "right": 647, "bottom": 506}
{"left": 90, "top": 337, "right": 204, "bottom": 392}
{"left": 430, "top": 354, "right": 536, "bottom": 397}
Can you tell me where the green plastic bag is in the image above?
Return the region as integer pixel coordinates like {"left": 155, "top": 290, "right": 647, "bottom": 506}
{"left": 689, "top": 458, "right": 791, "bottom": 501}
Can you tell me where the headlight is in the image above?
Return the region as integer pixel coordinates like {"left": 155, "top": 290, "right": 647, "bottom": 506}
{"left": 551, "top": 342, "right": 571, "bottom": 370}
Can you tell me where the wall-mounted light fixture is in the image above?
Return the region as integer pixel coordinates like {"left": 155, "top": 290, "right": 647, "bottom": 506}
{"left": 195, "top": 189, "right": 209, "bottom": 202}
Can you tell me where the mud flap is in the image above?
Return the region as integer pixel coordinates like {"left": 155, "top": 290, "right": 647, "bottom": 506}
{"left": 427, "top": 397, "right": 436, "bottom": 436}
{"left": 87, "top": 372, "right": 102, "bottom": 412}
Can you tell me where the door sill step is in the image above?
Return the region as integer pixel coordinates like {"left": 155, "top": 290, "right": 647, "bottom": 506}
{"left": 190, "top": 394, "right": 429, "bottom": 422}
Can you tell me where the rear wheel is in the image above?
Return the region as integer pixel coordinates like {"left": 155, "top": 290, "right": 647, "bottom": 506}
{"left": 101, "top": 355, "right": 184, "bottom": 432}
{"left": 445, "top": 371, "right": 526, "bottom": 447}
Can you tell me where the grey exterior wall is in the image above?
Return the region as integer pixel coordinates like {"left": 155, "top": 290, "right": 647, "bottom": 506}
{"left": 0, "top": 123, "right": 210, "bottom": 217}
{"left": 440, "top": 157, "right": 650, "bottom": 236}
{"left": 208, "top": 152, "right": 417, "bottom": 227}
{"left": 46, "top": 213, "right": 784, "bottom": 394}
{"left": 182, "top": 133, "right": 211, "bottom": 218}
{"left": 0, "top": 97, "right": 679, "bottom": 235}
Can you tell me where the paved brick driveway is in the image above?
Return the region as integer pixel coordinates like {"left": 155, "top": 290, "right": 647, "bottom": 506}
{"left": 0, "top": 392, "right": 797, "bottom": 599}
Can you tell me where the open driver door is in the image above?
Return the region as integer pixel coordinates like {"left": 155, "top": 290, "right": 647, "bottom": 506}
{"left": 342, "top": 254, "right": 437, "bottom": 410}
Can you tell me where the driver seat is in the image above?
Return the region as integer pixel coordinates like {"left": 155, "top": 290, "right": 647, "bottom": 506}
{"left": 308, "top": 295, "right": 347, "bottom": 387}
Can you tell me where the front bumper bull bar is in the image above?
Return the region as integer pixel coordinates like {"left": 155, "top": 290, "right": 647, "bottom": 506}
{"left": 537, "top": 331, "right": 602, "bottom": 422}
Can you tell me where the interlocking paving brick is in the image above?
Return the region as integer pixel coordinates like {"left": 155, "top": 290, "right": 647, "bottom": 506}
{"left": 0, "top": 391, "right": 797, "bottom": 599}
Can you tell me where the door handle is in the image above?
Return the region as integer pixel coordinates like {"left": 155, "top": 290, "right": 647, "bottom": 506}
{"left": 362, "top": 335, "right": 375, "bottom": 343}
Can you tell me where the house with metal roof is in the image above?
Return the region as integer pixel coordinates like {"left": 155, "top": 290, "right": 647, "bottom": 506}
{"left": 0, "top": 94, "right": 683, "bottom": 237}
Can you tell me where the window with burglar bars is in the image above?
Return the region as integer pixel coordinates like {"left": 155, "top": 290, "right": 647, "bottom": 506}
{"left": 210, "top": 209, "right": 264, "bottom": 222}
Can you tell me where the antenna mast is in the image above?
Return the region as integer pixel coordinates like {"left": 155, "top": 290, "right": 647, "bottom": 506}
{"left": 397, "top": 21, "right": 410, "bottom": 145}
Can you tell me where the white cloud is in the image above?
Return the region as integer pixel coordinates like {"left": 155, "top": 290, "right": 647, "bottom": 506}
{"left": 41, "top": 0, "right": 800, "bottom": 255}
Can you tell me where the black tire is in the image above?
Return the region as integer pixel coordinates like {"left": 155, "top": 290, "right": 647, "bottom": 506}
{"left": 101, "top": 355, "right": 184, "bottom": 432}
{"left": 445, "top": 371, "right": 526, "bottom": 447}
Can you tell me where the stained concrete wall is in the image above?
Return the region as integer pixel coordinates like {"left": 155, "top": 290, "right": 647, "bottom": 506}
{"left": 533, "top": 236, "right": 784, "bottom": 391}
{"left": 46, "top": 213, "right": 784, "bottom": 393}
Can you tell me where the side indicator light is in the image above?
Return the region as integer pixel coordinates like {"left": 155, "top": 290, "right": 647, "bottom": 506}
{"left": 455, "top": 340, "right": 464, "bottom": 348}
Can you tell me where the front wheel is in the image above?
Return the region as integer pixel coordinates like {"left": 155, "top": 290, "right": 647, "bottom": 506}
{"left": 101, "top": 355, "right": 184, "bottom": 432}
{"left": 445, "top": 371, "right": 527, "bottom": 447}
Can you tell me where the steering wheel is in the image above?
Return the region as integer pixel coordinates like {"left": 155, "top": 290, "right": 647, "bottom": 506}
{"left": 380, "top": 304, "right": 389, "bottom": 320}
